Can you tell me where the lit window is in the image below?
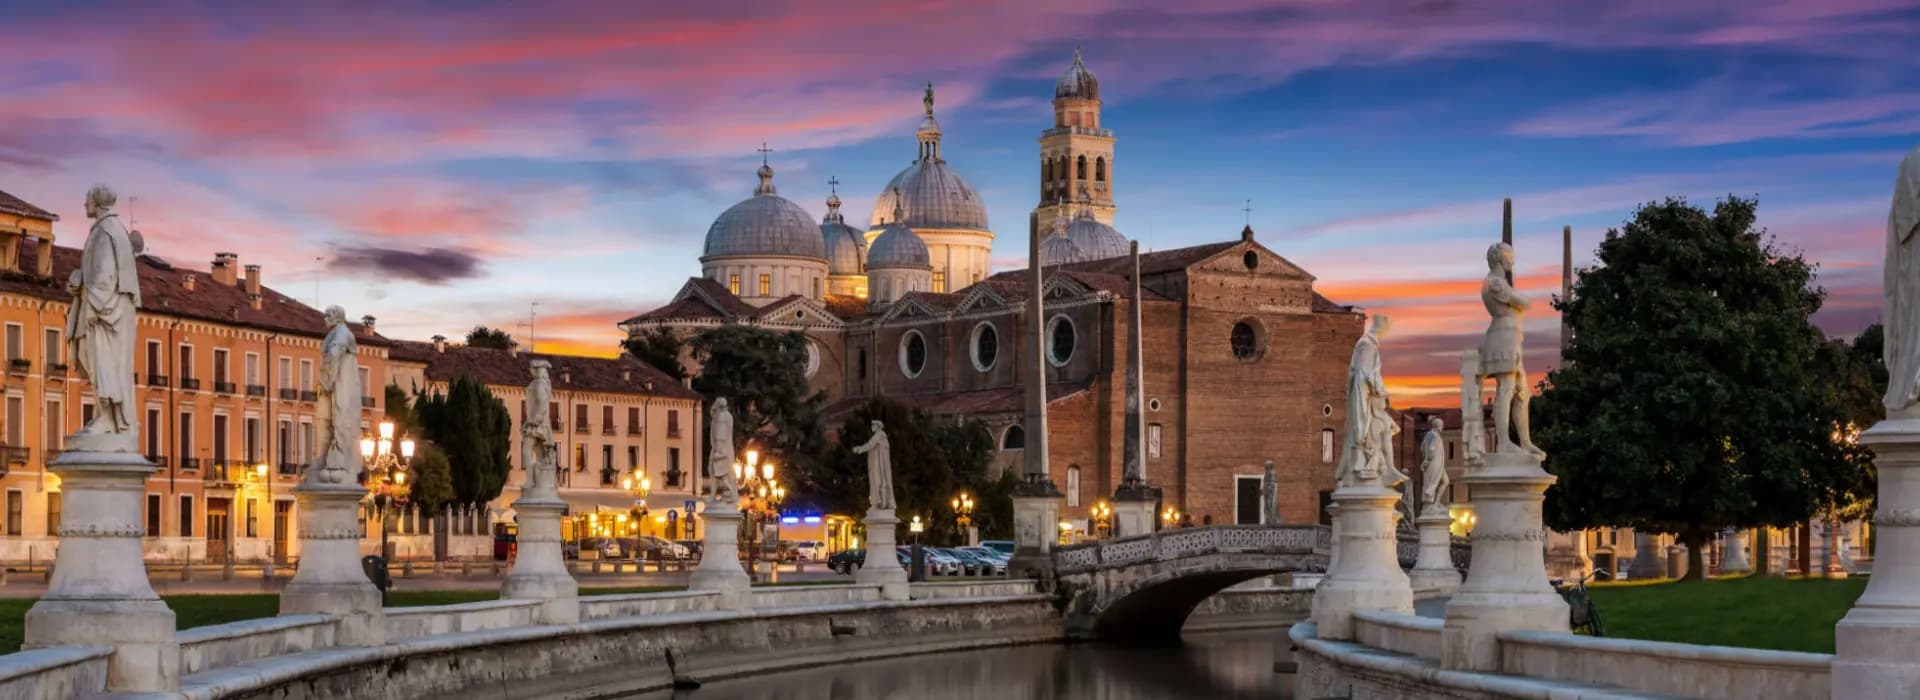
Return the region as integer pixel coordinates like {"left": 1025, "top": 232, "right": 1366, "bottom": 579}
{"left": 728, "top": 274, "right": 740, "bottom": 295}
{"left": 758, "top": 274, "right": 771, "bottom": 296}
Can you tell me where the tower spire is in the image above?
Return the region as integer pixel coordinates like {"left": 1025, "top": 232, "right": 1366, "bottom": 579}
{"left": 824, "top": 176, "right": 843, "bottom": 223}
{"left": 754, "top": 144, "right": 776, "bottom": 196}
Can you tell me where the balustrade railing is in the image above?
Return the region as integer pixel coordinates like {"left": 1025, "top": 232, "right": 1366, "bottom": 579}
{"left": 1053, "top": 524, "right": 1328, "bottom": 574}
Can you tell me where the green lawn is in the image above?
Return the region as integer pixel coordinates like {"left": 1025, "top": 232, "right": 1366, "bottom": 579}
{"left": 1586, "top": 575, "right": 1867, "bottom": 653}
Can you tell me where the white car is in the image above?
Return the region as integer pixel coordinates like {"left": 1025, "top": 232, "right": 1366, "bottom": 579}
{"left": 794, "top": 540, "right": 826, "bottom": 561}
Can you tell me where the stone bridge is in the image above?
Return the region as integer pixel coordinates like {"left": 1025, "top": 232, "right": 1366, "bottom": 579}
{"left": 1053, "top": 525, "right": 1468, "bottom": 641}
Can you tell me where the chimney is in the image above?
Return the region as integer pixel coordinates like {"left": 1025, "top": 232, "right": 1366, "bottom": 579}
{"left": 645, "top": 380, "right": 655, "bottom": 392}
{"left": 181, "top": 274, "right": 196, "bottom": 292}
{"left": 247, "top": 292, "right": 263, "bottom": 311}
{"left": 211, "top": 252, "right": 239, "bottom": 286}
{"left": 622, "top": 368, "right": 632, "bottom": 382}
{"left": 361, "top": 315, "right": 376, "bottom": 333}
{"left": 243, "top": 264, "right": 262, "bottom": 296}
{"left": 560, "top": 367, "right": 571, "bottom": 384}
{"left": 431, "top": 335, "right": 447, "bottom": 353}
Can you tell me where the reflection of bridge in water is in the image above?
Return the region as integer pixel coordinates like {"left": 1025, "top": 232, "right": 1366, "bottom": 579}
{"left": 1053, "top": 525, "right": 1467, "bottom": 641}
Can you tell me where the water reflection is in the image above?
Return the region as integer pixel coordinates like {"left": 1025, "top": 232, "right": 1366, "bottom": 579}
{"left": 623, "top": 629, "right": 1293, "bottom": 700}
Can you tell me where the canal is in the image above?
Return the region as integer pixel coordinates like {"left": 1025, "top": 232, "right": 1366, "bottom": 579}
{"left": 625, "top": 628, "right": 1295, "bottom": 699}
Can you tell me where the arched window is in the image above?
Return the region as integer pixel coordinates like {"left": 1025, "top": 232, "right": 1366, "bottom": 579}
{"left": 970, "top": 322, "right": 998, "bottom": 372}
{"left": 1076, "top": 155, "right": 1087, "bottom": 180}
{"left": 1002, "top": 425, "right": 1025, "bottom": 451}
{"left": 899, "top": 330, "right": 927, "bottom": 379}
{"left": 1057, "top": 156, "right": 1070, "bottom": 189}
{"left": 1095, "top": 157, "right": 1106, "bottom": 183}
{"left": 1066, "top": 465, "right": 1082, "bottom": 507}
{"left": 1047, "top": 315, "right": 1076, "bottom": 367}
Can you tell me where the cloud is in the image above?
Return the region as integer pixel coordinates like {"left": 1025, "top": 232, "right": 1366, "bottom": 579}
{"left": 328, "top": 246, "right": 485, "bottom": 284}
{"left": 1512, "top": 92, "right": 1920, "bottom": 147}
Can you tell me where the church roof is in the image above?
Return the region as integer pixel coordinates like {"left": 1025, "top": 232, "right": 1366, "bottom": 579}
{"left": 820, "top": 191, "right": 866, "bottom": 276}
{"left": 389, "top": 340, "right": 701, "bottom": 401}
{"left": 870, "top": 159, "right": 989, "bottom": 232}
{"left": 0, "top": 189, "right": 56, "bottom": 221}
{"left": 702, "top": 164, "right": 827, "bottom": 262}
{"left": 866, "top": 219, "right": 932, "bottom": 270}
{"left": 1055, "top": 50, "right": 1100, "bottom": 101}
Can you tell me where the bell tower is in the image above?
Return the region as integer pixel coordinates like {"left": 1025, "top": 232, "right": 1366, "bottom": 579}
{"left": 1034, "top": 49, "right": 1115, "bottom": 229}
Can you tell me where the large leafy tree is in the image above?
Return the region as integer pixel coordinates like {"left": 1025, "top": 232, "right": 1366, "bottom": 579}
{"left": 1537, "top": 196, "right": 1864, "bottom": 581}
{"left": 384, "top": 384, "right": 454, "bottom": 516}
{"left": 622, "top": 327, "right": 687, "bottom": 382}
{"left": 689, "top": 326, "right": 823, "bottom": 470}
{"left": 465, "top": 325, "right": 514, "bottom": 350}
{"left": 414, "top": 374, "right": 514, "bottom": 506}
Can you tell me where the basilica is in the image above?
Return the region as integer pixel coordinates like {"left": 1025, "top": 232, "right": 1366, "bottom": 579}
{"left": 621, "top": 53, "right": 1364, "bottom": 534}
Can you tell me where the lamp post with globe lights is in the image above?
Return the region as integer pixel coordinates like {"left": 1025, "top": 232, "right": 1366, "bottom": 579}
{"left": 732, "top": 449, "right": 780, "bottom": 579}
{"left": 359, "top": 419, "right": 415, "bottom": 575}
{"left": 952, "top": 492, "right": 977, "bottom": 546}
{"left": 621, "top": 472, "right": 651, "bottom": 557}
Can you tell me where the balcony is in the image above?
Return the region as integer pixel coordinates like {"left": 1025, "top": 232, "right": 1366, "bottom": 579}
{"left": 627, "top": 426, "right": 642, "bottom": 436}
{"left": 667, "top": 428, "right": 681, "bottom": 439}
{"left": 6, "top": 358, "right": 28, "bottom": 375}
{"left": 213, "top": 381, "right": 236, "bottom": 394}
{"left": 245, "top": 384, "right": 266, "bottom": 397}
{"left": 574, "top": 423, "right": 589, "bottom": 434}
{"left": 147, "top": 373, "right": 170, "bottom": 387}
{"left": 361, "top": 396, "right": 376, "bottom": 408}
{"left": 278, "top": 388, "right": 298, "bottom": 400}
{"left": 550, "top": 419, "right": 561, "bottom": 431}
{"left": 179, "top": 377, "right": 201, "bottom": 391}
{"left": 664, "top": 466, "right": 684, "bottom": 489}
{"left": 299, "top": 390, "right": 317, "bottom": 402}
{"left": 47, "top": 362, "right": 67, "bottom": 377}
{"left": 278, "top": 462, "right": 300, "bottom": 476}
{"left": 43, "top": 449, "right": 61, "bottom": 466}
{"left": 206, "top": 461, "right": 240, "bottom": 488}
{"left": 602, "top": 426, "right": 615, "bottom": 436}
{"left": 179, "top": 457, "right": 201, "bottom": 470}
{"left": 0, "top": 446, "right": 28, "bottom": 466}
{"left": 147, "top": 454, "right": 168, "bottom": 468}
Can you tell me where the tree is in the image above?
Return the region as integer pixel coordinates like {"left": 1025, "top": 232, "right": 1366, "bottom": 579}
{"left": 1537, "top": 196, "right": 1862, "bottom": 581}
{"left": 622, "top": 327, "right": 687, "bottom": 382}
{"left": 415, "top": 374, "right": 513, "bottom": 506}
{"left": 1816, "top": 326, "right": 1883, "bottom": 523}
{"left": 407, "top": 444, "right": 456, "bottom": 516}
{"left": 465, "top": 325, "right": 514, "bottom": 350}
{"left": 689, "top": 326, "right": 823, "bottom": 470}
{"left": 794, "top": 398, "right": 1006, "bottom": 545}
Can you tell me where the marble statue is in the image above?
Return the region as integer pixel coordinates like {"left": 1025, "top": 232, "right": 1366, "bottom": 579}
{"left": 521, "top": 360, "right": 558, "bottom": 494}
{"left": 1261, "top": 460, "right": 1279, "bottom": 524}
{"left": 64, "top": 184, "right": 141, "bottom": 450}
{"left": 707, "top": 398, "right": 739, "bottom": 502}
{"left": 1421, "top": 417, "right": 1450, "bottom": 511}
{"left": 1336, "top": 315, "right": 1406, "bottom": 490}
{"left": 310, "top": 306, "right": 358, "bottom": 485}
{"left": 1884, "top": 147, "right": 1920, "bottom": 414}
{"left": 853, "top": 420, "right": 897, "bottom": 511}
{"left": 1480, "top": 243, "right": 1543, "bottom": 456}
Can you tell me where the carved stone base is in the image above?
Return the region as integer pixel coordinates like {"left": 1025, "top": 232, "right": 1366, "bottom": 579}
{"left": 689, "top": 501, "right": 751, "bottom": 609}
{"left": 501, "top": 497, "right": 578, "bottom": 624}
{"left": 1442, "top": 450, "right": 1568, "bottom": 672}
{"left": 1111, "top": 498, "right": 1156, "bottom": 539}
{"left": 1010, "top": 480, "right": 1062, "bottom": 580}
{"left": 23, "top": 450, "right": 176, "bottom": 692}
{"left": 1835, "top": 416, "right": 1920, "bottom": 697}
{"left": 856, "top": 509, "right": 909, "bottom": 600}
{"left": 280, "top": 482, "right": 385, "bottom": 645}
{"left": 1311, "top": 485, "right": 1413, "bottom": 640}
{"left": 1627, "top": 531, "right": 1667, "bottom": 579}
{"left": 1409, "top": 511, "right": 1462, "bottom": 596}
{"left": 1721, "top": 528, "right": 1753, "bottom": 574}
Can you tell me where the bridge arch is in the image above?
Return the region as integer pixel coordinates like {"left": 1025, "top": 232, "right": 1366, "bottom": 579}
{"left": 1054, "top": 525, "right": 1330, "bottom": 640}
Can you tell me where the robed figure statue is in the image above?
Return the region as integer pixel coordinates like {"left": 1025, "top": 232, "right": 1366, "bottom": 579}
{"left": 853, "top": 421, "right": 896, "bottom": 511}
{"left": 310, "top": 306, "right": 359, "bottom": 485}
{"left": 522, "top": 360, "right": 558, "bottom": 495}
{"left": 1336, "top": 315, "right": 1406, "bottom": 490}
{"left": 1420, "top": 417, "right": 1450, "bottom": 513}
{"left": 65, "top": 184, "right": 142, "bottom": 451}
{"left": 708, "top": 399, "right": 739, "bottom": 502}
{"left": 1885, "top": 147, "right": 1920, "bottom": 415}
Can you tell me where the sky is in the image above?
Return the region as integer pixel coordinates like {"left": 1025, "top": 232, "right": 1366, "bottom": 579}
{"left": 2, "top": 1, "right": 1915, "bottom": 405}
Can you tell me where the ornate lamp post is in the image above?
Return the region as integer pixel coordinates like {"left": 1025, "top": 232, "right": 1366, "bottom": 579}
{"left": 1161, "top": 506, "right": 1181, "bottom": 530}
{"left": 1090, "top": 500, "right": 1113, "bottom": 540}
{"left": 732, "top": 450, "right": 777, "bottom": 579}
{"left": 622, "top": 472, "right": 651, "bottom": 552}
{"left": 359, "top": 419, "right": 415, "bottom": 570}
{"left": 951, "top": 492, "right": 976, "bottom": 546}
{"left": 253, "top": 462, "right": 271, "bottom": 577}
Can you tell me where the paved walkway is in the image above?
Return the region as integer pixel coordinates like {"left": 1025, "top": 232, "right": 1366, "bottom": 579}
{"left": 0, "top": 562, "right": 851, "bottom": 598}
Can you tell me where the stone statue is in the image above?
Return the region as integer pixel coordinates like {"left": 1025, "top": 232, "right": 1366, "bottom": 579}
{"left": 1260, "top": 460, "right": 1279, "bottom": 524}
{"left": 521, "top": 360, "right": 558, "bottom": 495}
{"left": 1460, "top": 350, "right": 1485, "bottom": 465}
{"left": 310, "top": 306, "right": 359, "bottom": 485}
{"left": 853, "top": 420, "right": 897, "bottom": 511}
{"left": 64, "top": 184, "right": 141, "bottom": 451}
{"left": 707, "top": 398, "right": 739, "bottom": 502}
{"left": 1421, "top": 417, "right": 1450, "bottom": 513}
{"left": 1336, "top": 315, "right": 1406, "bottom": 490}
{"left": 1480, "top": 243, "right": 1543, "bottom": 456}
{"left": 924, "top": 82, "right": 935, "bottom": 116}
{"left": 1884, "top": 147, "right": 1920, "bottom": 415}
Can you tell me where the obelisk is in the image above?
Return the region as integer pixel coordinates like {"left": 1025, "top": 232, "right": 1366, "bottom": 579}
{"left": 1112, "top": 241, "right": 1157, "bottom": 536}
{"left": 1010, "top": 210, "right": 1063, "bottom": 578}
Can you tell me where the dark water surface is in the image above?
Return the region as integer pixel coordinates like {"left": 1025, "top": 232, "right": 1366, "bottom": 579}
{"left": 623, "top": 628, "right": 1295, "bottom": 700}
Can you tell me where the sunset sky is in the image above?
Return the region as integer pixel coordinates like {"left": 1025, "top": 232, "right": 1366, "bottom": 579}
{"left": 2, "top": 1, "right": 1914, "bottom": 404}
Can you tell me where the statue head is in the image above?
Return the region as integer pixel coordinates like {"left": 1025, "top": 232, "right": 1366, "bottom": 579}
{"left": 529, "top": 358, "right": 550, "bottom": 377}
{"left": 1429, "top": 416, "right": 1445, "bottom": 431}
{"left": 870, "top": 420, "right": 884, "bottom": 433}
{"left": 323, "top": 305, "right": 346, "bottom": 327}
{"left": 1370, "top": 314, "right": 1392, "bottom": 339}
{"left": 84, "top": 184, "right": 116, "bottom": 219}
{"left": 1487, "top": 242, "right": 1514, "bottom": 274}
{"left": 713, "top": 397, "right": 729, "bottom": 414}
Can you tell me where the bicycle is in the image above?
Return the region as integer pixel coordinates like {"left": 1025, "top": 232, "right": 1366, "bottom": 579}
{"left": 1557, "top": 572, "right": 1606, "bottom": 637}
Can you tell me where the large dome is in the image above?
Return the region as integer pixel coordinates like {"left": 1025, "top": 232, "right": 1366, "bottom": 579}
{"left": 1055, "top": 49, "right": 1099, "bottom": 100}
{"left": 1057, "top": 212, "right": 1128, "bottom": 262}
{"left": 867, "top": 208, "right": 931, "bottom": 270}
{"left": 702, "top": 165, "right": 826, "bottom": 260}
{"left": 869, "top": 159, "right": 989, "bottom": 231}
{"left": 820, "top": 192, "right": 866, "bottom": 275}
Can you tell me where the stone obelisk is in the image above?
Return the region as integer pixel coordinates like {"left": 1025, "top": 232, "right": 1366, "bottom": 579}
{"left": 1112, "top": 241, "right": 1156, "bottom": 536}
{"left": 1010, "top": 211, "right": 1063, "bottom": 579}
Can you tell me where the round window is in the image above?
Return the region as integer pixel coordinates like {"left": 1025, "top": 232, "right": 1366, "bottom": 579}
{"left": 1322, "top": 403, "right": 1334, "bottom": 418}
{"left": 970, "top": 322, "right": 998, "bottom": 372}
{"left": 1243, "top": 251, "right": 1259, "bottom": 271}
{"left": 1148, "top": 398, "right": 1162, "bottom": 412}
{"left": 1230, "top": 319, "right": 1263, "bottom": 361}
{"left": 1047, "top": 315, "right": 1076, "bottom": 367}
{"left": 899, "top": 330, "right": 928, "bottom": 378}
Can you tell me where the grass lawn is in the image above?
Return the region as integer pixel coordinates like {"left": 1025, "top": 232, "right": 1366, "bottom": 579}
{"left": 1586, "top": 575, "right": 1867, "bottom": 653}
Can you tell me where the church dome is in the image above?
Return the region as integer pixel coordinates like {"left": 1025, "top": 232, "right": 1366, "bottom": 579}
{"left": 1059, "top": 211, "right": 1129, "bottom": 262}
{"left": 867, "top": 201, "right": 932, "bottom": 270}
{"left": 1055, "top": 49, "right": 1100, "bottom": 100}
{"left": 1040, "top": 234, "right": 1082, "bottom": 267}
{"left": 870, "top": 159, "right": 989, "bottom": 231}
{"left": 820, "top": 191, "right": 866, "bottom": 276}
{"left": 702, "top": 164, "right": 826, "bottom": 261}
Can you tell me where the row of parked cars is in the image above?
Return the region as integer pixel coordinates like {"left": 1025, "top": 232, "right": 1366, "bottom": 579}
{"left": 826, "top": 542, "right": 1014, "bottom": 577}
{"left": 566, "top": 536, "right": 696, "bottom": 561}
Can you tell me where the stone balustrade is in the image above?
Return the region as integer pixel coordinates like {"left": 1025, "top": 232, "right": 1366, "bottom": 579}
{"left": 577, "top": 590, "right": 721, "bottom": 621}
{"left": 908, "top": 580, "right": 1040, "bottom": 600}
{"left": 0, "top": 645, "right": 110, "bottom": 700}
{"left": 176, "top": 614, "right": 338, "bottom": 676}
{"left": 749, "top": 583, "right": 881, "bottom": 608}
{"left": 385, "top": 599, "right": 545, "bottom": 642}
{"left": 1353, "top": 610, "right": 1443, "bottom": 661}
{"left": 1053, "top": 524, "right": 1328, "bottom": 575}
{"left": 1499, "top": 630, "right": 1832, "bottom": 699}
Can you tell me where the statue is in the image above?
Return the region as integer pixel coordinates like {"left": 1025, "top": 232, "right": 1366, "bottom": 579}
{"left": 1260, "top": 460, "right": 1279, "bottom": 524}
{"left": 853, "top": 420, "right": 897, "bottom": 511}
{"left": 707, "top": 398, "right": 739, "bottom": 502}
{"left": 310, "top": 306, "right": 358, "bottom": 485}
{"left": 521, "top": 360, "right": 558, "bottom": 495}
{"left": 1421, "top": 417, "right": 1450, "bottom": 512}
{"left": 1480, "top": 243, "right": 1543, "bottom": 456}
{"left": 1336, "top": 315, "right": 1406, "bottom": 490}
{"left": 1884, "top": 147, "right": 1920, "bottom": 415}
{"left": 64, "top": 184, "right": 141, "bottom": 450}
{"left": 1460, "top": 350, "right": 1485, "bottom": 465}
{"left": 923, "top": 82, "right": 935, "bottom": 116}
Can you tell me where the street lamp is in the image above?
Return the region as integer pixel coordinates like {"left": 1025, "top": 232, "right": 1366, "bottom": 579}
{"left": 254, "top": 461, "right": 273, "bottom": 577}
{"left": 1161, "top": 506, "right": 1181, "bottom": 530}
{"left": 360, "top": 418, "right": 416, "bottom": 585}
{"left": 734, "top": 451, "right": 779, "bottom": 579}
{"left": 622, "top": 472, "right": 651, "bottom": 554}
{"left": 1090, "top": 500, "right": 1113, "bottom": 539}
{"left": 951, "top": 492, "right": 976, "bottom": 545}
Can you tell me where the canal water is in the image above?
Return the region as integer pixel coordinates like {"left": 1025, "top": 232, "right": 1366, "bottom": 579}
{"left": 624, "top": 628, "right": 1295, "bottom": 700}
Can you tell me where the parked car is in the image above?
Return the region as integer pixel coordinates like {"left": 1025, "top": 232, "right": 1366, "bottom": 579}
{"left": 793, "top": 540, "right": 827, "bottom": 562}
{"left": 942, "top": 547, "right": 988, "bottom": 575}
{"left": 571, "top": 537, "right": 622, "bottom": 560}
{"left": 911, "top": 547, "right": 962, "bottom": 576}
{"left": 632, "top": 535, "right": 689, "bottom": 560}
{"left": 828, "top": 549, "right": 865, "bottom": 574}
{"left": 674, "top": 539, "right": 704, "bottom": 559}
{"left": 981, "top": 540, "right": 1015, "bottom": 556}
{"left": 960, "top": 546, "right": 1009, "bottom": 575}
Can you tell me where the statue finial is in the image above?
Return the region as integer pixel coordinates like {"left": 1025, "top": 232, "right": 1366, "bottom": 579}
{"left": 924, "top": 82, "right": 935, "bottom": 116}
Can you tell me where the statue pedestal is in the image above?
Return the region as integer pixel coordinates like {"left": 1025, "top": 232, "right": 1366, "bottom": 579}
{"left": 1627, "top": 531, "right": 1666, "bottom": 579}
{"left": 1835, "top": 417, "right": 1920, "bottom": 696}
{"left": 1409, "top": 510, "right": 1462, "bottom": 596}
{"left": 855, "top": 509, "right": 909, "bottom": 600}
{"left": 501, "top": 495, "right": 578, "bottom": 624}
{"left": 24, "top": 451, "right": 177, "bottom": 692}
{"left": 689, "top": 500, "right": 751, "bottom": 609}
{"left": 1009, "top": 479, "right": 1063, "bottom": 579}
{"left": 1311, "top": 485, "right": 1413, "bottom": 640}
{"left": 279, "top": 482, "right": 385, "bottom": 646}
{"left": 1721, "top": 528, "right": 1753, "bottom": 574}
{"left": 1442, "top": 450, "right": 1568, "bottom": 672}
{"left": 1111, "top": 484, "right": 1157, "bottom": 538}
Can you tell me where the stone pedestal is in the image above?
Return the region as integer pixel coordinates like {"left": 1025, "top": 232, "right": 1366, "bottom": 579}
{"left": 689, "top": 500, "right": 751, "bottom": 609}
{"left": 500, "top": 496, "right": 578, "bottom": 624}
{"left": 1310, "top": 486, "right": 1413, "bottom": 640}
{"left": 279, "top": 482, "right": 385, "bottom": 646}
{"left": 1409, "top": 510, "right": 1462, "bottom": 596}
{"left": 855, "top": 509, "right": 909, "bottom": 600}
{"left": 1111, "top": 496, "right": 1156, "bottom": 539}
{"left": 23, "top": 451, "right": 177, "bottom": 692}
{"left": 1721, "top": 528, "right": 1753, "bottom": 574}
{"left": 1835, "top": 417, "right": 1920, "bottom": 697}
{"left": 1821, "top": 521, "right": 1847, "bottom": 579}
{"left": 1544, "top": 529, "right": 1590, "bottom": 581}
{"left": 1009, "top": 481, "right": 1062, "bottom": 579}
{"left": 1627, "top": 531, "right": 1666, "bottom": 579}
{"left": 1442, "top": 450, "right": 1568, "bottom": 672}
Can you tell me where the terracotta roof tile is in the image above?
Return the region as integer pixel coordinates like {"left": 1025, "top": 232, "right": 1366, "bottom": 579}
{"left": 0, "top": 189, "right": 56, "bottom": 221}
{"left": 392, "top": 340, "right": 701, "bottom": 401}
{"left": 822, "top": 294, "right": 869, "bottom": 320}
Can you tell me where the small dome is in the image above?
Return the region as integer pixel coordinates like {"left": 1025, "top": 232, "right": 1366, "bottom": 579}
{"left": 867, "top": 200, "right": 931, "bottom": 270}
{"left": 1055, "top": 49, "right": 1099, "bottom": 101}
{"left": 821, "top": 191, "right": 866, "bottom": 276}
{"left": 1040, "top": 234, "right": 1082, "bottom": 267}
{"left": 871, "top": 160, "right": 989, "bottom": 231}
{"left": 702, "top": 164, "right": 826, "bottom": 260}
{"left": 1059, "top": 211, "right": 1129, "bottom": 262}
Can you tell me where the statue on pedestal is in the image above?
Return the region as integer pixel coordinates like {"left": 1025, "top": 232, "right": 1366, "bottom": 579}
{"left": 1336, "top": 315, "right": 1406, "bottom": 490}
{"left": 853, "top": 420, "right": 896, "bottom": 511}
{"left": 64, "top": 184, "right": 141, "bottom": 451}
{"left": 1884, "top": 148, "right": 1920, "bottom": 416}
{"left": 310, "top": 306, "right": 359, "bottom": 485}
{"left": 522, "top": 360, "right": 558, "bottom": 495}
{"left": 1261, "top": 460, "right": 1279, "bottom": 524}
{"left": 707, "top": 398, "right": 739, "bottom": 503}
{"left": 1421, "top": 417, "right": 1450, "bottom": 514}
{"left": 1479, "top": 243, "right": 1543, "bottom": 456}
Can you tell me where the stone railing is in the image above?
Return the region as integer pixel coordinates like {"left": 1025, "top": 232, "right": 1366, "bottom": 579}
{"left": 1053, "top": 524, "right": 1326, "bottom": 574}
{"left": 385, "top": 599, "right": 545, "bottom": 642}
{"left": 578, "top": 590, "right": 720, "bottom": 622}
{"left": 177, "top": 614, "right": 338, "bottom": 676}
{"left": 749, "top": 584, "right": 879, "bottom": 609}
{"left": 1353, "top": 610, "right": 1443, "bottom": 661}
{"left": 1499, "top": 630, "right": 1833, "bottom": 699}
{"left": 908, "top": 580, "right": 1040, "bottom": 600}
{"left": 0, "top": 645, "right": 110, "bottom": 700}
